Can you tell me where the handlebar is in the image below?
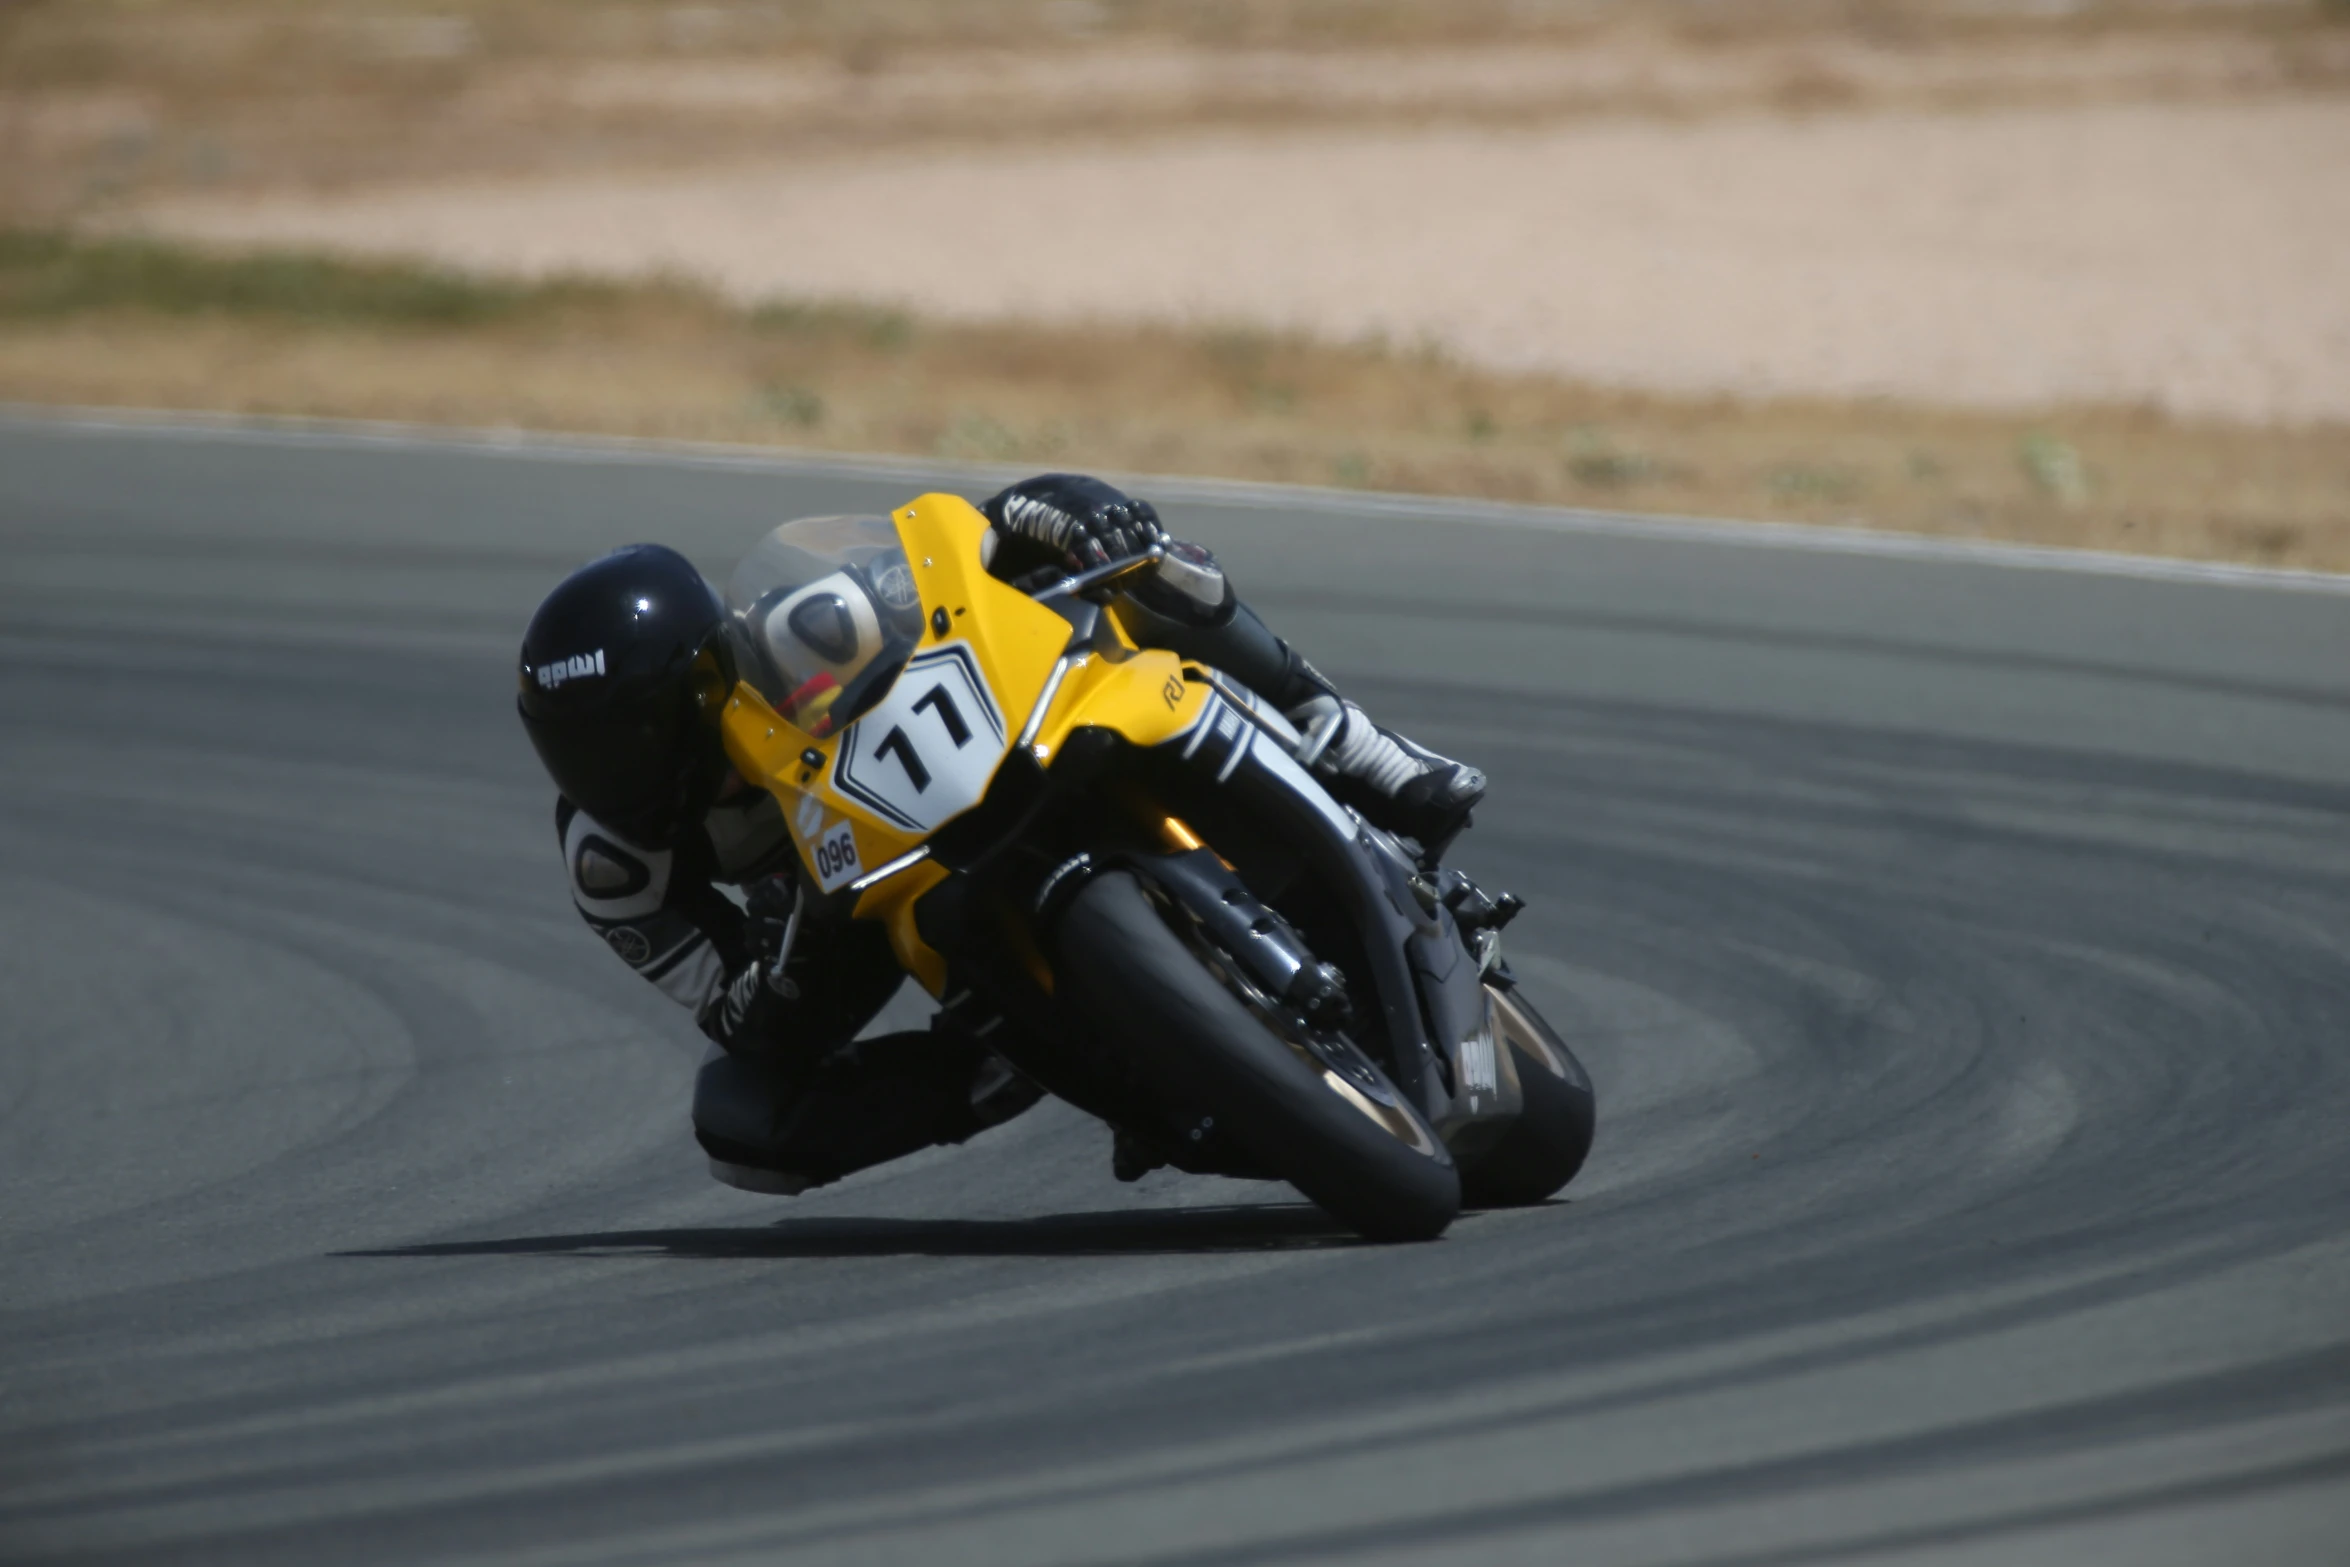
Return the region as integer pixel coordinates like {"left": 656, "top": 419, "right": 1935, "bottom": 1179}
{"left": 1028, "top": 544, "right": 1166, "bottom": 603}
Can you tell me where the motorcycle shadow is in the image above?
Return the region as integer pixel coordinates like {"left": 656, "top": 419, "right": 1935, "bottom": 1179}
{"left": 344, "top": 1203, "right": 1362, "bottom": 1263}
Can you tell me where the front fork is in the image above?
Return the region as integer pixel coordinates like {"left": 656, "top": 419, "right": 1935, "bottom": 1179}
{"left": 1099, "top": 787, "right": 1533, "bottom": 1157}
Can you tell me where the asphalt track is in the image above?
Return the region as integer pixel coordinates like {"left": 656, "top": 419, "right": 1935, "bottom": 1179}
{"left": 3, "top": 412, "right": 2348, "bottom": 1567}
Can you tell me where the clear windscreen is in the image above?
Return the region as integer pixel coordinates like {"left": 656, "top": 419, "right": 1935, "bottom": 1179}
{"left": 725, "top": 515, "right": 924, "bottom": 738}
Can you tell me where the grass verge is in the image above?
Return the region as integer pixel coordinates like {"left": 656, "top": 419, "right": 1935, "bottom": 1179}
{"left": 4, "top": 230, "right": 2344, "bottom": 571}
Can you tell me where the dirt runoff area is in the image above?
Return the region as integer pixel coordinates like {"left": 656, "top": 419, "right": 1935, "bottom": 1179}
{"left": 13, "top": 3, "right": 2350, "bottom": 565}
{"left": 126, "top": 96, "right": 2350, "bottom": 426}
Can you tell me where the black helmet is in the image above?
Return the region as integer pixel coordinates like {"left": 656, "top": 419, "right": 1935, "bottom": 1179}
{"left": 517, "top": 544, "right": 737, "bottom": 847}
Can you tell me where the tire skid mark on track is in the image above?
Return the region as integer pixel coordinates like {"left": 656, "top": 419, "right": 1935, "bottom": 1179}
{"left": 383, "top": 1250, "right": 2350, "bottom": 1567}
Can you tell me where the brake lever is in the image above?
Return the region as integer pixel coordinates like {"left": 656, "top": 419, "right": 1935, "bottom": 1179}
{"left": 1029, "top": 544, "right": 1167, "bottom": 604}
{"left": 745, "top": 876, "right": 806, "bottom": 998}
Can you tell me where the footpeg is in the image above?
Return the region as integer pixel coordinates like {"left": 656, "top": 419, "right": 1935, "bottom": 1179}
{"left": 1420, "top": 868, "right": 1524, "bottom": 935}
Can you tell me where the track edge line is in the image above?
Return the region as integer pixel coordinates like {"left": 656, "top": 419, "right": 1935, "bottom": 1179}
{"left": 5, "top": 401, "right": 2344, "bottom": 597}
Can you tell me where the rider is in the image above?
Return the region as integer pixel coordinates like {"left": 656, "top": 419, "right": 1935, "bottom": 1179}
{"left": 516, "top": 474, "right": 1486, "bottom": 1194}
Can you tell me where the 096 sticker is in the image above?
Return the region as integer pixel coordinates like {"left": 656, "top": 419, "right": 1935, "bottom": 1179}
{"left": 809, "top": 819, "right": 862, "bottom": 891}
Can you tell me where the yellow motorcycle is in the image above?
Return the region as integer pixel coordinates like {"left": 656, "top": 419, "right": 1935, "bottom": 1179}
{"left": 718, "top": 495, "right": 1594, "bottom": 1242}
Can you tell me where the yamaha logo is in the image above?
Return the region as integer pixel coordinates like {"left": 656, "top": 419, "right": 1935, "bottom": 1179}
{"left": 870, "top": 559, "right": 918, "bottom": 611}
{"left": 533, "top": 649, "right": 606, "bottom": 690}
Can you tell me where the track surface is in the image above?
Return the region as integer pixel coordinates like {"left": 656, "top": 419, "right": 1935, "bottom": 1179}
{"left": 3, "top": 417, "right": 2347, "bottom": 1566}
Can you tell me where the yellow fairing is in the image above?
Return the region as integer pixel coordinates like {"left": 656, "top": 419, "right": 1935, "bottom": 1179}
{"left": 720, "top": 493, "right": 1214, "bottom": 996}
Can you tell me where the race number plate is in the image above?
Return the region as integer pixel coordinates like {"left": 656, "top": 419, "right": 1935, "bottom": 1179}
{"left": 831, "top": 643, "right": 1009, "bottom": 834}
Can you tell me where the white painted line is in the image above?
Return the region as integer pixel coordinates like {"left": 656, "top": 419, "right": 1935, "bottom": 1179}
{"left": 6, "top": 402, "right": 2347, "bottom": 597}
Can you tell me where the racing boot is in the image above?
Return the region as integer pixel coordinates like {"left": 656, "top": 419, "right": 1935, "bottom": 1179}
{"left": 930, "top": 1000, "right": 1048, "bottom": 1139}
{"left": 1286, "top": 691, "right": 1487, "bottom": 860}
{"left": 1112, "top": 1127, "right": 1166, "bottom": 1183}
{"left": 961, "top": 1050, "right": 1046, "bottom": 1136}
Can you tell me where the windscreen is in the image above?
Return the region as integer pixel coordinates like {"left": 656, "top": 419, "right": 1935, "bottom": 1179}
{"left": 725, "top": 515, "right": 924, "bottom": 738}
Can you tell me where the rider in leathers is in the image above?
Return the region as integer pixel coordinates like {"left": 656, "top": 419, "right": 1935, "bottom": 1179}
{"left": 517, "top": 475, "right": 1486, "bottom": 1194}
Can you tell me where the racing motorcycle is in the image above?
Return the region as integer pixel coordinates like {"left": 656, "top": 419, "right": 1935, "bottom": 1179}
{"left": 719, "top": 496, "right": 1595, "bottom": 1241}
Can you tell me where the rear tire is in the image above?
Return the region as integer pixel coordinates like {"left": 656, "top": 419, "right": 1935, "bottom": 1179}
{"left": 1056, "top": 871, "right": 1460, "bottom": 1243}
{"left": 1457, "top": 983, "right": 1596, "bottom": 1208}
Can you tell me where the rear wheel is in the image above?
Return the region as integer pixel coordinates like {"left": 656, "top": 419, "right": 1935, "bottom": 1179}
{"left": 1055, "top": 870, "right": 1460, "bottom": 1243}
{"left": 1457, "top": 983, "right": 1596, "bottom": 1208}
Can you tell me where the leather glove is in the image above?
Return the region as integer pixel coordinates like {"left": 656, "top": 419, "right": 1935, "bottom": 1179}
{"left": 980, "top": 474, "right": 1167, "bottom": 571}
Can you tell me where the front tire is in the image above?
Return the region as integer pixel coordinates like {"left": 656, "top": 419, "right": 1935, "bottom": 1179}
{"left": 1457, "top": 983, "right": 1596, "bottom": 1208}
{"left": 1055, "top": 871, "right": 1460, "bottom": 1242}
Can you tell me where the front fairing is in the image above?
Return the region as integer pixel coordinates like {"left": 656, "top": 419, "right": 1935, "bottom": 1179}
{"left": 719, "top": 492, "right": 1211, "bottom": 993}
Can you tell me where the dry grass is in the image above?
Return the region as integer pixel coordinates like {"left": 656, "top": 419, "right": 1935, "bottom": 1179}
{"left": 5, "top": 232, "right": 2343, "bottom": 571}
{"left": 6, "top": 0, "right": 2345, "bottom": 220}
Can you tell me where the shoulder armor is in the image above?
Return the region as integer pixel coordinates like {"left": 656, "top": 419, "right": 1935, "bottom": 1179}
{"left": 563, "top": 809, "right": 672, "bottom": 920}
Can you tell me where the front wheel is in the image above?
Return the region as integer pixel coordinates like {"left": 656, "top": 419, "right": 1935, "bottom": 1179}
{"left": 1055, "top": 870, "right": 1460, "bottom": 1243}
{"left": 1457, "top": 983, "right": 1596, "bottom": 1208}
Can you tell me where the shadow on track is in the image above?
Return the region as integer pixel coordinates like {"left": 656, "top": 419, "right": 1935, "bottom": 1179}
{"left": 341, "top": 1203, "right": 1366, "bottom": 1262}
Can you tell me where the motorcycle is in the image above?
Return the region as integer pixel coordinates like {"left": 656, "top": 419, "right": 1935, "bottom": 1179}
{"left": 717, "top": 496, "right": 1595, "bottom": 1241}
